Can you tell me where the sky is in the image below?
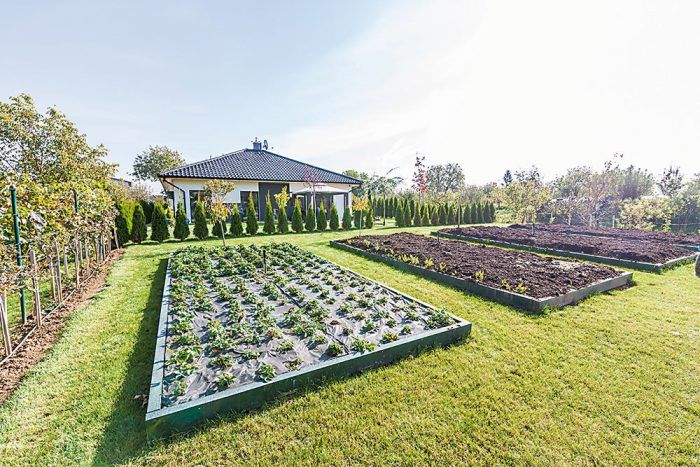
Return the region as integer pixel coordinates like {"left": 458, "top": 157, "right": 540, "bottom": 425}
{"left": 3, "top": 0, "right": 700, "bottom": 190}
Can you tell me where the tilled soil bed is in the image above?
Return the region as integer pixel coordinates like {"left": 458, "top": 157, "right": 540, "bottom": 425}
{"left": 508, "top": 223, "right": 700, "bottom": 247}
{"left": 339, "top": 233, "right": 623, "bottom": 299}
{"left": 440, "top": 226, "right": 692, "bottom": 264}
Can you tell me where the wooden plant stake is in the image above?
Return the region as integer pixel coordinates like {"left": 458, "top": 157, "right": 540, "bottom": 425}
{"left": 113, "top": 227, "right": 120, "bottom": 250}
{"left": 0, "top": 293, "right": 12, "bottom": 355}
{"left": 49, "top": 256, "right": 56, "bottom": 300}
{"left": 63, "top": 246, "right": 69, "bottom": 276}
{"left": 75, "top": 239, "right": 81, "bottom": 288}
{"left": 84, "top": 239, "right": 90, "bottom": 275}
{"left": 94, "top": 237, "right": 100, "bottom": 263}
{"left": 30, "top": 250, "right": 42, "bottom": 327}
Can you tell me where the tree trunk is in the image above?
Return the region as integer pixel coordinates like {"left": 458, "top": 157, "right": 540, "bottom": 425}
{"left": 49, "top": 256, "right": 56, "bottom": 300}
{"left": 55, "top": 243, "right": 63, "bottom": 304}
{"left": 30, "top": 250, "right": 42, "bottom": 327}
{"left": 75, "top": 238, "right": 81, "bottom": 288}
{"left": 63, "top": 246, "right": 69, "bottom": 276}
{"left": 113, "top": 227, "right": 120, "bottom": 250}
{"left": 0, "top": 293, "right": 11, "bottom": 356}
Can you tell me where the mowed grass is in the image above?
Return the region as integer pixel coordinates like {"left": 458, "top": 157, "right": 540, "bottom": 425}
{"left": 0, "top": 224, "right": 698, "bottom": 465}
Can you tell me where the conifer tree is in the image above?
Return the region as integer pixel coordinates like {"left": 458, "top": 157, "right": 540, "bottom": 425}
{"left": 277, "top": 206, "right": 289, "bottom": 234}
{"left": 115, "top": 201, "right": 132, "bottom": 246}
{"left": 292, "top": 200, "right": 304, "bottom": 233}
{"left": 489, "top": 202, "right": 496, "bottom": 222}
{"left": 305, "top": 204, "right": 316, "bottom": 231}
{"left": 263, "top": 193, "right": 275, "bottom": 234}
{"left": 329, "top": 203, "right": 339, "bottom": 230}
{"left": 151, "top": 202, "right": 169, "bottom": 242}
{"left": 230, "top": 204, "right": 244, "bottom": 236}
{"left": 317, "top": 203, "right": 327, "bottom": 230}
{"left": 404, "top": 202, "right": 412, "bottom": 227}
{"left": 193, "top": 200, "right": 209, "bottom": 239}
{"left": 477, "top": 203, "right": 484, "bottom": 223}
{"left": 212, "top": 216, "right": 225, "bottom": 238}
{"left": 246, "top": 192, "right": 258, "bottom": 235}
{"left": 364, "top": 205, "right": 374, "bottom": 229}
{"left": 130, "top": 203, "right": 147, "bottom": 244}
{"left": 342, "top": 206, "right": 352, "bottom": 230}
{"left": 413, "top": 203, "right": 422, "bottom": 227}
{"left": 438, "top": 204, "right": 447, "bottom": 225}
{"left": 395, "top": 201, "right": 404, "bottom": 227}
{"left": 174, "top": 202, "right": 190, "bottom": 241}
{"left": 448, "top": 204, "right": 456, "bottom": 224}
{"left": 421, "top": 204, "right": 430, "bottom": 226}
{"left": 354, "top": 208, "right": 362, "bottom": 229}
{"left": 431, "top": 205, "right": 440, "bottom": 226}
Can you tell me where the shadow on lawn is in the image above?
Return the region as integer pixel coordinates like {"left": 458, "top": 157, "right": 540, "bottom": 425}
{"left": 92, "top": 258, "right": 167, "bottom": 465}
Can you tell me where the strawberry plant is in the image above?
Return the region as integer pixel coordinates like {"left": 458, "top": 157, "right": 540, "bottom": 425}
{"left": 257, "top": 364, "right": 276, "bottom": 382}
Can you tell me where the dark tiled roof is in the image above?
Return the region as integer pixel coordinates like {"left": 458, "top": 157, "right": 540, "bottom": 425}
{"left": 159, "top": 149, "right": 362, "bottom": 185}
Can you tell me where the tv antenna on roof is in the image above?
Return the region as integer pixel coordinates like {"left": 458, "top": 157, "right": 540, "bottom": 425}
{"left": 263, "top": 139, "right": 269, "bottom": 150}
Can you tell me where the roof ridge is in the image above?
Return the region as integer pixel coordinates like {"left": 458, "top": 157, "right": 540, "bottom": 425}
{"left": 257, "top": 149, "right": 363, "bottom": 184}
{"left": 159, "top": 149, "right": 246, "bottom": 177}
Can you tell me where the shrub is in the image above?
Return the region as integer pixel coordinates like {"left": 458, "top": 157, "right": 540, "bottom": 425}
{"left": 173, "top": 202, "right": 190, "bottom": 241}
{"left": 305, "top": 204, "right": 316, "bottom": 232}
{"left": 292, "top": 199, "right": 304, "bottom": 233}
{"left": 342, "top": 207, "right": 352, "bottom": 230}
{"left": 115, "top": 201, "right": 133, "bottom": 246}
{"left": 413, "top": 203, "right": 422, "bottom": 227}
{"left": 277, "top": 207, "right": 289, "bottom": 234}
{"left": 246, "top": 192, "right": 258, "bottom": 235}
{"left": 151, "top": 202, "right": 170, "bottom": 243}
{"left": 477, "top": 203, "right": 484, "bottom": 223}
{"left": 438, "top": 204, "right": 446, "bottom": 225}
{"left": 130, "top": 203, "right": 147, "bottom": 244}
{"left": 354, "top": 209, "right": 362, "bottom": 229}
{"left": 193, "top": 200, "right": 209, "bottom": 239}
{"left": 263, "top": 193, "right": 275, "bottom": 234}
{"left": 464, "top": 204, "right": 472, "bottom": 224}
{"left": 404, "top": 202, "right": 412, "bottom": 227}
{"left": 489, "top": 202, "right": 496, "bottom": 222}
{"left": 394, "top": 201, "right": 404, "bottom": 227}
{"left": 364, "top": 205, "right": 374, "bottom": 229}
{"left": 317, "top": 203, "right": 327, "bottom": 230}
{"left": 140, "top": 199, "right": 154, "bottom": 224}
{"left": 329, "top": 203, "right": 339, "bottom": 230}
{"left": 447, "top": 204, "right": 456, "bottom": 224}
{"left": 229, "top": 204, "right": 243, "bottom": 236}
{"left": 421, "top": 204, "right": 430, "bottom": 226}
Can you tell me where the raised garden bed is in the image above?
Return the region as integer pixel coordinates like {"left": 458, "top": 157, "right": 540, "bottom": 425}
{"left": 436, "top": 227, "right": 698, "bottom": 273}
{"left": 146, "top": 244, "right": 471, "bottom": 438}
{"left": 331, "top": 233, "right": 632, "bottom": 312}
{"left": 508, "top": 223, "right": 700, "bottom": 249}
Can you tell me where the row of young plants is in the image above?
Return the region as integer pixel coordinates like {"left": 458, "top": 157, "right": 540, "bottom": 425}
{"left": 162, "top": 243, "right": 455, "bottom": 405}
{"left": 393, "top": 199, "right": 496, "bottom": 228}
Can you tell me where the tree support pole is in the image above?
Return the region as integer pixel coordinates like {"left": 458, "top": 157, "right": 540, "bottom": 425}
{"left": 10, "top": 186, "right": 27, "bottom": 323}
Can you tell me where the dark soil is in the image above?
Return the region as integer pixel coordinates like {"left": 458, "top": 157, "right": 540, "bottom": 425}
{"left": 508, "top": 223, "right": 700, "bottom": 247}
{"left": 340, "top": 233, "right": 623, "bottom": 299}
{"left": 0, "top": 250, "right": 120, "bottom": 404}
{"left": 440, "top": 227, "right": 692, "bottom": 263}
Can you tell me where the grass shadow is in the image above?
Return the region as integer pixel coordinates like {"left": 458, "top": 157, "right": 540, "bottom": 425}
{"left": 91, "top": 258, "right": 167, "bottom": 465}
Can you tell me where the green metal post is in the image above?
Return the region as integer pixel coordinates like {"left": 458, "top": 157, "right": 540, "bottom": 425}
{"left": 10, "top": 186, "right": 27, "bottom": 322}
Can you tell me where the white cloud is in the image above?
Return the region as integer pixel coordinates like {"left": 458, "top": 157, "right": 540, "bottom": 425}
{"left": 278, "top": 0, "right": 700, "bottom": 185}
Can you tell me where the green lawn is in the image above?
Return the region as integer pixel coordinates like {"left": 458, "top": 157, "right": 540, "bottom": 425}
{"left": 1, "top": 225, "right": 698, "bottom": 465}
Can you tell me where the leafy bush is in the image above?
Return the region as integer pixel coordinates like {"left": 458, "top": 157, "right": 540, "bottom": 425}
{"left": 130, "top": 203, "right": 147, "bottom": 244}
{"left": 115, "top": 201, "right": 133, "bottom": 246}
{"left": 193, "top": 200, "right": 209, "bottom": 239}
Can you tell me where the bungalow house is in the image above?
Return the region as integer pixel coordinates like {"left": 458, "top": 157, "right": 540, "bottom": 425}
{"left": 158, "top": 139, "right": 362, "bottom": 222}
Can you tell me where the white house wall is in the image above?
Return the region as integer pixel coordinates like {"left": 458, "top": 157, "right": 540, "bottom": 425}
{"left": 162, "top": 177, "right": 355, "bottom": 222}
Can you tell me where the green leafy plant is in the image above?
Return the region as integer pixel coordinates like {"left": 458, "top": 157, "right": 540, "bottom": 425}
{"left": 326, "top": 342, "right": 343, "bottom": 357}
{"left": 257, "top": 364, "right": 276, "bottom": 382}
{"left": 216, "top": 373, "right": 236, "bottom": 388}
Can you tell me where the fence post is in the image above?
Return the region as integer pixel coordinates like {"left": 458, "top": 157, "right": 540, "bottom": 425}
{"left": 0, "top": 293, "right": 11, "bottom": 355}
{"left": 29, "top": 250, "right": 42, "bottom": 327}
{"left": 10, "top": 185, "right": 27, "bottom": 323}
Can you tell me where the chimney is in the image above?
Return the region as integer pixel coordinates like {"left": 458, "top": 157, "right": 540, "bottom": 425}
{"left": 252, "top": 137, "right": 262, "bottom": 150}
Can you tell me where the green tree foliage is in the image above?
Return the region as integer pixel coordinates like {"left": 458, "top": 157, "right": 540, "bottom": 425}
{"left": 212, "top": 216, "right": 225, "bottom": 237}
{"left": 447, "top": 204, "right": 456, "bottom": 224}
{"left": 193, "top": 200, "right": 209, "bottom": 240}
{"left": 305, "top": 204, "right": 316, "bottom": 232}
{"left": 342, "top": 207, "right": 352, "bottom": 230}
{"left": 140, "top": 200, "right": 154, "bottom": 224}
{"left": 263, "top": 193, "right": 275, "bottom": 234}
{"left": 130, "top": 204, "right": 147, "bottom": 244}
{"left": 292, "top": 200, "right": 304, "bottom": 233}
{"left": 413, "top": 203, "right": 422, "bottom": 227}
{"left": 151, "top": 202, "right": 170, "bottom": 243}
{"left": 354, "top": 208, "right": 363, "bottom": 229}
{"left": 364, "top": 205, "right": 374, "bottom": 229}
{"left": 277, "top": 207, "right": 289, "bottom": 234}
{"left": 421, "top": 204, "right": 430, "bottom": 226}
{"left": 132, "top": 145, "right": 185, "bottom": 182}
{"left": 229, "top": 204, "right": 243, "bottom": 236}
{"left": 489, "top": 202, "right": 496, "bottom": 222}
{"left": 477, "top": 203, "right": 485, "bottom": 223}
{"left": 404, "top": 202, "right": 412, "bottom": 227}
{"left": 246, "top": 192, "right": 258, "bottom": 235}
{"left": 329, "top": 203, "right": 339, "bottom": 230}
{"left": 317, "top": 203, "right": 327, "bottom": 230}
{"left": 115, "top": 202, "right": 133, "bottom": 246}
{"left": 395, "top": 201, "right": 404, "bottom": 227}
{"left": 173, "top": 202, "right": 190, "bottom": 241}
{"left": 438, "top": 204, "right": 447, "bottom": 225}
{"left": 431, "top": 205, "right": 440, "bottom": 226}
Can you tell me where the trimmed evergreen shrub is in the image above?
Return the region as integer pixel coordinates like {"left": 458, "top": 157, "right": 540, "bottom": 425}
{"left": 246, "top": 192, "right": 258, "bottom": 235}
{"left": 263, "top": 193, "right": 275, "bottom": 234}
{"left": 404, "top": 202, "right": 412, "bottom": 227}
{"left": 342, "top": 207, "right": 352, "bottom": 230}
{"left": 229, "top": 204, "right": 243, "bottom": 236}
{"left": 438, "top": 204, "right": 447, "bottom": 225}
{"left": 364, "top": 205, "right": 374, "bottom": 229}
{"left": 448, "top": 204, "right": 456, "bottom": 224}
{"left": 317, "top": 203, "right": 327, "bottom": 230}
{"left": 329, "top": 203, "right": 339, "bottom": 230}
{"left": 395, "top": 201, "right": 404, "bottom": 227}
{"left": 477, "top": 203, "right": 484, "bottom": 223}
{"left": 130, "top": 204, "right": 147, "bottom": 244}
{"left": 431, "top": 206, "right": 440, "bottom": 226}
{"left": 413, "top": 203, "right": 422, "bottom": 227}
{"left": 173, "top": 202, "right": 190, "bottom": 241}
{"left": 212, "top": 217, "right": 225, "bottom": 238}
{"left": 115, "top": 201, "right": 133, "bottom": 246}
{"left": 140, "top": 200, "right": 155, "bottom": 224}
{"left": 277, "top": 206, "right": 289, "bottom": 234}
{"left": 421, "top": 204, "right": 430, "bottom": 226}
{"left": 193, "top": 200, "right": 209, "bottom": 239}
{"left": 292, "top": 200, "right": 304, "bottom": 233}
{"left": 354, "top": 209, "right": 362, "bottom": 229}
{"left": 305, "top": 204, "right": 316, "bottom": 232}
{"left": 489, "top": 202, "right": 496, "bottom": 222}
